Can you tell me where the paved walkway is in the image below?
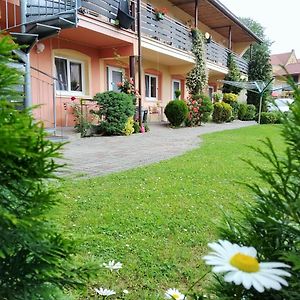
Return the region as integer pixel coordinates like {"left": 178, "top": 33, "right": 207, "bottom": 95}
{"left": 58, "top": 121, "right": 257, "bottom": 177}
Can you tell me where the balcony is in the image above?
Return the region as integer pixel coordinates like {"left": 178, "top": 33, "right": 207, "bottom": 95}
{"left": 4, "top": 0, "right": 248, "bottom": 73}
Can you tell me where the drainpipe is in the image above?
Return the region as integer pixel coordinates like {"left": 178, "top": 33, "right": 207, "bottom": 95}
{"left": 20, "top": 0, "right": 32, "bottom": 109}
{"left": 194, "top": 0, "right": 199, "bottom": 28}
{"left": 137, "top": 0, "right": 142, "bottom": 126}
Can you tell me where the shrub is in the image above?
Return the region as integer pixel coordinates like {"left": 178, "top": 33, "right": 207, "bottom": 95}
{"left": 133, "top": 121, "right": 141, "bottom": 133}
{"left": 222, "top": 93, "right": 238, "bottom": 104}
{"left": 174, "top": 90, "right": 181, "bottom": 100}
{"left": 94, "top": 91, "right": 134, "bottom": 135}
{"left": 164, "top": 99, "right": 188, "bottom": 127}
{"left": 185, "top": 94, "right": 213, "bottom": 126}
{"left": 123, "top": 116, "right": 134, "bottom": 136}
{"left": 223, "top": 93, "right": 239, "bottom": 119}
{"left": 260, "top": 111, "right": 281, "bottom": 124}
{"left": 213, "top": 78, "right": 300, "bottom": 299}
{"left": 212, "top": 102, "right": 232, "bottom": 123}
{"left": 212, "top": 92, "right": 223, "bottom": 103}
{"left": 238, "top": 103, "right": 256, "bottom": 121}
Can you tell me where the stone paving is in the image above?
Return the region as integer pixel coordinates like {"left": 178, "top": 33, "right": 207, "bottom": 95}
{"left": 57, "top": 121, "right": 257, "bottom": 177}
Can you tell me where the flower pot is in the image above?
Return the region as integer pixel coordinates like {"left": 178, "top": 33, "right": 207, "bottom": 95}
{"left": 117, "top": 8, "right": 135, "bottom": 29}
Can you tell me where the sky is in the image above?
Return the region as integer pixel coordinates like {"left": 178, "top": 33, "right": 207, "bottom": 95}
{"left": 220, "top": 0, "right": 300, "bottom": 56}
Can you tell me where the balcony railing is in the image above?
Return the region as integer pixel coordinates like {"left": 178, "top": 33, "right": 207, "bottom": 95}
{"left": 140, "top": 3, "right": 192, "bottom": 52}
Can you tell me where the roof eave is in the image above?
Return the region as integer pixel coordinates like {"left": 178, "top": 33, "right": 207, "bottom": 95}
{"left": 207, "top": 0, "right": 263, "bottom": 44}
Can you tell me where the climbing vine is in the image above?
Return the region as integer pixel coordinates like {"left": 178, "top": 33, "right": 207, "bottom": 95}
{"left": 186, "top": 28, "right": 208, "bottom": 95}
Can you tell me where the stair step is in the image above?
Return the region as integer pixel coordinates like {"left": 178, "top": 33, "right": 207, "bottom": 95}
{"left": 10, "top": 32, "right": 38, "bottom": 53}
{"left": 26, "top": 22, "right": 61, "bottom": 39}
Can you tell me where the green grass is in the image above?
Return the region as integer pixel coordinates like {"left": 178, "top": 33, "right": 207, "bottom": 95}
{"left": 53, "top": 125, "right": 285, "bottom": 299}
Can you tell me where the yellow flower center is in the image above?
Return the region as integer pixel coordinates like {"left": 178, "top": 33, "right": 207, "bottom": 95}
{"left": 230, "top": 253, "right": 260, "bottom": 273}
{"left": 172, "top": 294, "right": 180, "bottom": 300}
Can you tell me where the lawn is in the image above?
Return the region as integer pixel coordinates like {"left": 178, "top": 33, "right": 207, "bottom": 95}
{"left": 53, "top": 125, "right": 285, "bottom": 299}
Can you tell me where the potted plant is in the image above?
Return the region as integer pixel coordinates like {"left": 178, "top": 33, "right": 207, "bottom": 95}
{"left": 154, "top": 7, "right": 168, "bottom": 21}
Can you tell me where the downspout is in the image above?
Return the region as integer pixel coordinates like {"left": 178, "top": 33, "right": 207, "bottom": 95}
{"left": 194, "top": 0, "right": 199, "bottom": 28}
{"left": 137, "top": 0, "right": 142, "bottom": 126}
{"left": 20, "top": 0, "right": 32, "bottom": 109}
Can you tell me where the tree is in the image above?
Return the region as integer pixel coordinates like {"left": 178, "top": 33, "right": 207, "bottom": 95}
{"left": 222, "top": 53, "right": 242, "bottom": 95}
{"left": 0, "top": 36, "right": 85, "bottom": 299}
{"left": 241, "top": 18, "right": 273, "bottom": 111}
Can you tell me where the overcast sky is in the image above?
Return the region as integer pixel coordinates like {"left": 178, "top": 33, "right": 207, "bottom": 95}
{"left": 220, "top": 0, "right": 300, "bottom": 56}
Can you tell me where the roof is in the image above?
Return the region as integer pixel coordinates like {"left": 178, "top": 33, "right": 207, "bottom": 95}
{"left": 168, "top": 0, "right": 262, "bottom": 43}
{"left": 276, "top": 63, "right": 300, "bottom": 76}
{"left": 270, "top": 51, "right": 293, "bottom": 66}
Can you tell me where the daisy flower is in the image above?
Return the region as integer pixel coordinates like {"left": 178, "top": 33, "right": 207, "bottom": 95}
{"left": 103, "top": 260, "right": 122, "bottom": 271}
{"left": 165, "top": 288, "right": 185, "bottom": 300}
{"left": 203, "top": 240, "right": 291, "bottom": 293}
{"left": 94, "top": 287, "right": 116, "bottom": 297}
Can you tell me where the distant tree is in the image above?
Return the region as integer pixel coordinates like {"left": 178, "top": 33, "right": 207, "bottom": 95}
{"left": 241, "top": 18, "right": 273, "bottom": 111}
{"left": 222, "top": 53, "right": 242, "bottom": 95}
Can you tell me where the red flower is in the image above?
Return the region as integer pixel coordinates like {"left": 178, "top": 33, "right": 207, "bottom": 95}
{"left": 192, "top": 100, "right": 196, "bottom": 105}
{"left": 71, "top": 96, "right": 76, "bottom": 101}
{"left": 193, "top": 107, "right": 199, "bottom": 113}
{"left": 117, "top": 82, "right": 123, "bottom": 87}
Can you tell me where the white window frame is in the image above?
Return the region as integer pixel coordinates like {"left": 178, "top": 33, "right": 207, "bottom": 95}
{"left": 107, "top": 66, "right": 124, "bottom": 91}
{"left": 145, "top": 74, "right": 158, "bottom": 101}
{"left": 172, "top": 79, "right": 181, "bottom": 100}
{"left": 54, "top": 56, "right": 85, "bottom": 96}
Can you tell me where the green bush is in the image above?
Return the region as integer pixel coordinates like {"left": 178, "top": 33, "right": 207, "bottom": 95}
{"left": 260, "top": 111, "right": 281, "bottom": 124}
{"left": 223, "top": 93, "right": 239, "bottom": 119}
{"left": 238, "top": 103, "right": 256, "bottom": 121}
{"left": 164, "top": 100, "right": 188, "bottom": 127}
{"left": 94, "top": 91, "right": 134, "bottom": 135}
{"left": 212, "top": 102, "right": 232, "bottom": 123}
{"left": 133, "top": 121, "right": 141, "bottom": 133}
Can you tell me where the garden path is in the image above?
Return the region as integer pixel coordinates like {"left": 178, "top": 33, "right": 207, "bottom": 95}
{"left": 58, "top": 121, "right": 257, "bottom": 177}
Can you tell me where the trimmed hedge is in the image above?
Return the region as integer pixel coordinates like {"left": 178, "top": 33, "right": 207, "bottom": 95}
{"left": 212, "top": 102, "right": 232, "bottom": 123}
{"left": 164, "top": 100, "right": 188, "bottom": 127}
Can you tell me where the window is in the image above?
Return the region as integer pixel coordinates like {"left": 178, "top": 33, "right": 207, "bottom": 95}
{"left": 145, "top": 74, "right": 158, "bottom": 100}
{"left": 55, "top": 57, "right": 83, "bottom": 93}
{"left": 107, "top": 66, "right": 123, "bottom": 92}
{"left": 172, "top": 79, "right": 181, "bottom": 99}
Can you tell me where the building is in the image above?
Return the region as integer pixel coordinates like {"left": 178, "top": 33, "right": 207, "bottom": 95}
{"left": 271, "top": 49, "right": 300, "bottom": 97}
{"left": 1, "top": 0, "right": 260, "bottom": 128}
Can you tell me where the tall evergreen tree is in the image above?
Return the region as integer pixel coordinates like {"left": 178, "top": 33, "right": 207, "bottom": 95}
{"left": 0, "top": 36, "right": 86, "bottom": 299}
{"left": 222, "top": 53, "right": 242, "bottom": 95}
{"left": 241, "top": 18, "right": 273, "bottom": 111}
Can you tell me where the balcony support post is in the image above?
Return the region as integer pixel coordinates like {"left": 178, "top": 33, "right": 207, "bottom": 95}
{"left": 20, "top": 0, "right": 32, "bottom": 109}
{"left": 137, "top": 0, "right": 142, "bottom": 126}
{"left": 228, "top": 25, "right": 232, "bottom": 50}
{"left": 194, "top": 0, "right": 199, "bottom": 28}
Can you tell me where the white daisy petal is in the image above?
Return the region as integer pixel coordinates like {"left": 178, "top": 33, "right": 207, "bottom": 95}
{"left": 241, "top": 273, "right": 253, "bottom": 290}
{"left": 260, "top": 272, "right": 289, "bottom": 287}
{"left": 260, "top": 262, "right": 291, "bottom": 269}
{"left": 252, "top": 276, "right": 265, "bottom": 292}
{"left": 212, "top": 265, "right": 236, "bottom": 273}
{"left": 260, "top": 268, "right": 291, "bottom": 277}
